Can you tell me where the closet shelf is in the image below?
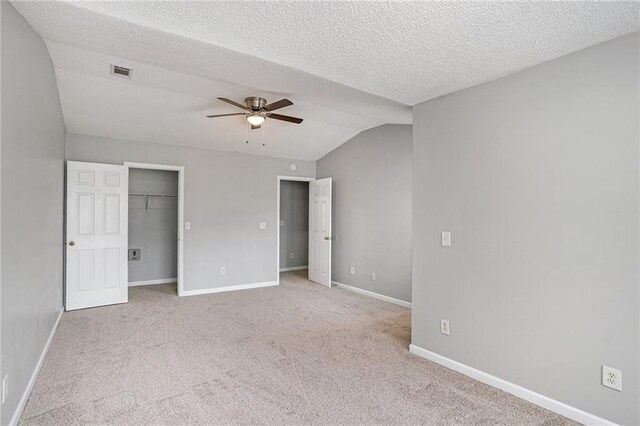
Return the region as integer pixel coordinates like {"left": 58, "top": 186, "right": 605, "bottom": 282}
{"left": 129, "top": 193, "right": 178, "bottom": 198}
{"left": 129, "top": 193, "right": 178, "bottom": 210}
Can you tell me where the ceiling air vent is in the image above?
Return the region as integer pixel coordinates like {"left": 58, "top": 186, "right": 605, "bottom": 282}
{"left": 110, "top": 64, "right": 132, "bottom": 79}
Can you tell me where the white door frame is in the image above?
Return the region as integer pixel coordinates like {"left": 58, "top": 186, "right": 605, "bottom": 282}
{"left": 124, "top": 162, "right": 185, "bottom": 296}
{"left": 277, "top": 176, "right": 314, "bottom": 285}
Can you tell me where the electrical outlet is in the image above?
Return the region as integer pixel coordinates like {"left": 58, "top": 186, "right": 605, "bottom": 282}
{"left": 440, "top": 319, "right": 450, "bottom": 336}
{"left": 441, "top": 231, "right": 451, "bottom": 247}
{"left": 2, "top": 375, "right": 8, "bottom": 404}
{"left": 350, "top": 266, "right": 355, "bottom": 275}
{"left": 602, "top": 365, "right": 622, "bottom": 391}
{"left": 371, "top": 272, "right": 376, "bottom": 281}
{"left": 220, "top": 266, "right": 226, "bottom": 275}
{"left": 259, "top": 222, "right": 267, "bottom": 230}
{"left": 289, "top": 252, "right": 294, "bottom": 259}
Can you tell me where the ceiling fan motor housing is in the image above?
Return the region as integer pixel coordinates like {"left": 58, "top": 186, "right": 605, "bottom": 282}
{"left": 246, "top": 97, "right": 267, "bottom": 111}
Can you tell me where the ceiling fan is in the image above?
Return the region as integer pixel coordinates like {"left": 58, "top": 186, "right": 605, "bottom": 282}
{"left": 207, "top": 97, "right": 303, "bottom": 129}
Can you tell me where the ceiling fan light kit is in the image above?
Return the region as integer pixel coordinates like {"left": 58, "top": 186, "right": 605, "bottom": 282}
{"left": 247, "top": 112, "right": 265, "bottom": 126}
{"left": 207, "top": 96, "right": 303, "bottom": 129}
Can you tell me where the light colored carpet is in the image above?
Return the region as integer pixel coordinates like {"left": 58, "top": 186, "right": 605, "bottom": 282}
{"left": 20, "top": 270, "right": 576, "bottom": 425}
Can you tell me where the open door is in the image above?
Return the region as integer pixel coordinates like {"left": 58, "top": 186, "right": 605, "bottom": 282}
{"left": 309, "top": 178, "right": 332, "bottom": 286}
{"left": 66, "top": 161, "right": 128, "bottom": 310}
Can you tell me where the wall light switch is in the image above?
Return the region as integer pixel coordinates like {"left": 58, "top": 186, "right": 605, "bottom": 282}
{"left": 185, "top": 222, "right": 191, "bottom": 230}
{"left": 441, "top": 319, "right": 450, "bottom": 336}
{"left": 350, "top": 266, "right": 355, "bottom": 275}
{"left": 280, "top": 220, "right": 285, "bottom": 227}
{"left": 371, "top": 272, "right": 376, "bottom": 281}
{"left": 220, "top": 266, "right": 226, "bottom": 275}
{"left": 259, "top": 222, "right": 267, "bottom": 230}
{"left": 441, "top": 231, "right": 451, "bottom": 247}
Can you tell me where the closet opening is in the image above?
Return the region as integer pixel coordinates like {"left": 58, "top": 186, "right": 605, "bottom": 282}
{"left": 125, "top": 162, "right": 184, "bottom": 296}
{"left": 278, "top": 177, "right": 311, "bottom": 283}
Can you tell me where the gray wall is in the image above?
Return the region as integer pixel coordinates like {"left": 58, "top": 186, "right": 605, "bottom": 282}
{"left": 128, "top": 169, "right": 178, "bottom": 283}
{"left": 317, "top": 124, "right": 412, "bottom": 303}
{"left": 412, "top": 34, "right": 639, "bottom": 425}
{"left": 66, "top": 133, "right": 315, "bottom": 292}
{"left": 279, "top": 180, "right": 309, "bottom": 270}
{"left": 1, "top": 3, "right": 66, "bottom": 424}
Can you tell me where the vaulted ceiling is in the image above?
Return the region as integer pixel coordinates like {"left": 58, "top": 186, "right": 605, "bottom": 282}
{"left": 12, "top": 1, "right": 640, "bottom": 160}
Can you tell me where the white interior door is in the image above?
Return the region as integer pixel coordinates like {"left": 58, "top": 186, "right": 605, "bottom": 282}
{"left": 309, "top": 178, "right": 332, "bottom": 286}
{"left": 66, "top": 161, "right": 128, "bottom": 310}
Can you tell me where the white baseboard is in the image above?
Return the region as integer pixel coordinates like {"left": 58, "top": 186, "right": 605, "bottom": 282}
{"left": 279, "top": 266, "right": 308, "bottom": 272}
{"left": 408, "top": 344, "right": 615, "bottom": 426}
{"left": 10, "top": 309, "right": 64, "bottom": 426}
{"left": 333, "top": 281, "right": 411, "bottom": 308}
{"left": 128, "top": 278, "right": 177, "bottom": 287}
{"left": 181, "top": 281, "right": 278, "bottom": 297}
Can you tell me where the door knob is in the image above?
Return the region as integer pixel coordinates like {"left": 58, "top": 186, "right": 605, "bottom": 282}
{"left": 324, "top": 236, "right": 331, "bottom": 241}
{"left": 69, "top": 241, "right": 75, "bottom": 246}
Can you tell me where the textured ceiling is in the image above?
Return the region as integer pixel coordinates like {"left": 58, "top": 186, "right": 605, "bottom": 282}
{"left": 11, "top": 1, "right": 640, "bottom": 160}
{"left": 44, "top": 41, "right": 386, "bottom": 160}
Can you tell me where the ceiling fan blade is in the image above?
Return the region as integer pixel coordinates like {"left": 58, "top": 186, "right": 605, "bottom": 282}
{"left": 217, "top": 97, "right": 248, "bottom": 110}
{"left": 206, "top": 112, "right": 246, "bottom": 118}
{"left": 263, "top": 99, "right": 293, "bottom": 112}
{"left": 268, "top": 113, "right": 303, "bottom": 124}
{"left": 250, "top": 124, "right": 261, "bottom": 130}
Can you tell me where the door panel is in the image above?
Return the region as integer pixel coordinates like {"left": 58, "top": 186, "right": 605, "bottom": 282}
{"left": 78, "top": 193, "right": 95, "bottom": 235}
{"left": 104, "top": 194, "right": 120, "bottom": 234}
{"left": 309, "top": 178, "right": 332, "bottom": 286}
{"left": 66, "top": 161, "right": 128, "bottom": 310}
{"left": 77, "top": 169, "right": 95, "bottom": 185}
{"left": 104, "top": 171, "right": 120, "bottom": 186}
{"left": 77, "top": 250, "right": 95, "bottom": 292}
{"left": 104, "top": 248, "right": 121, "bottom": 289}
